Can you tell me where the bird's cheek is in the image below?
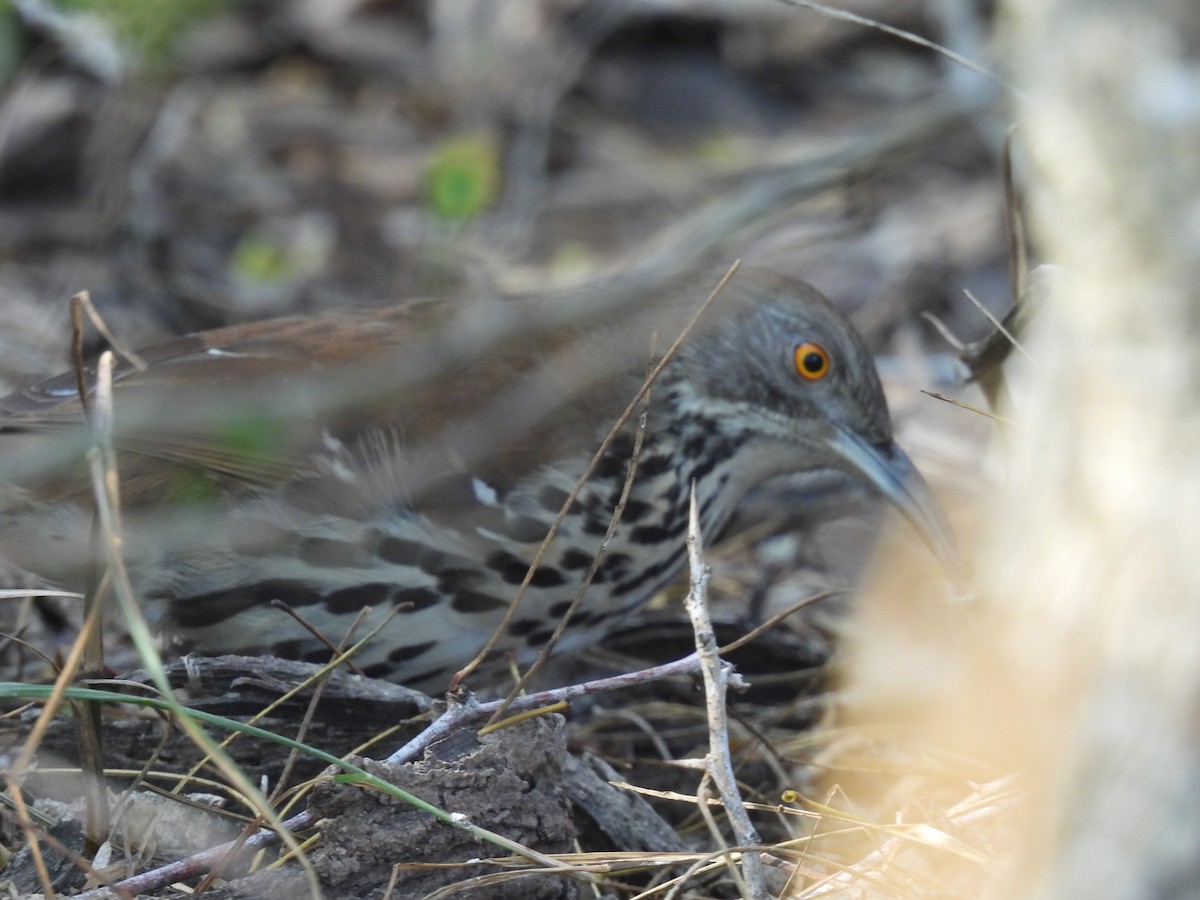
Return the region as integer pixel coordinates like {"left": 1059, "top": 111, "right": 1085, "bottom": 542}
{"left": 758, "top": 430, "right": 833, "bottom": 480}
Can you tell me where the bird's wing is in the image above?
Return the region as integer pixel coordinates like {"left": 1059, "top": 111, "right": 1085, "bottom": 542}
{"left": 0, "top": 270, "right": 761, "bottom": 510}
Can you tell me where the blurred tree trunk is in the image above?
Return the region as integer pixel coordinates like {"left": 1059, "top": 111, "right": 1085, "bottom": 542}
{"left": 991, "top": 0, "right": 1200, "bottom": 896}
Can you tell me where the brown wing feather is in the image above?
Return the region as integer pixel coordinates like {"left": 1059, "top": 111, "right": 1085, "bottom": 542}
{"left": 0, "top": 269, "right": 778, "bottom": 511}
{"left": 0, "top": 303, "right": 442, "bottom": 499}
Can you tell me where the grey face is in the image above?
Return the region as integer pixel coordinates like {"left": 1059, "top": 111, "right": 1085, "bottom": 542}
{"left": 670, "top": 277, "right": 957, "bottom": 576}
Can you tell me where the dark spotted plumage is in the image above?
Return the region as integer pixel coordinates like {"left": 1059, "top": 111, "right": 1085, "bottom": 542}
{"left": 386, "top": 641, "right": 438, "bottom": 664}
{"left": 0, "top": 271, "right": 954, "bottom": 691}
{"left": 323, "top": 583, "right": 393, "bottom": 614}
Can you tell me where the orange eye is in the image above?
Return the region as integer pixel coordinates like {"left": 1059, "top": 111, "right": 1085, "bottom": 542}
{"left": 793, "top": 342, "right": 831, "bottom": 381}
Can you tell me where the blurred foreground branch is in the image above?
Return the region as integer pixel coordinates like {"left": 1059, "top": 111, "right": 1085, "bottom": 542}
{"left": 989, "top": 0, "right": 1200, "bottom": 895}
{"left": 838, "top": 1, "right": 1200, "bottom": 897}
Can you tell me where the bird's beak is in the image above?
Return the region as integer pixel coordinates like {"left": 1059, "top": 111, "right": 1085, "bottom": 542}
{"left": 827, "top": 426, "right": 960, "bottom": 581}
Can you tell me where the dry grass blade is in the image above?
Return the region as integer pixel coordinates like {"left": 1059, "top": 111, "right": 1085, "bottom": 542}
{"left": 490, "top": 385, "right": 652, "bottom": 707}
{"left": 75, "top": 352, "right": 325, "bottom": 899}
{"left": 456, "top": 258, "right": 742, "bottom": 709}
{"left": 70, "top": 291, "right": 147, "bottom": 375}
{"left": 774, "top": 0, "right": 1009, "bottom": 88}
{"left": 921, "top": 390, "right": 1016, "bottom": 424}
{"left": 1002, "top": 124, "right": 1029, "bottom": 307}
{"left": 2, "top": 591, "right": 108, "bottom": 898}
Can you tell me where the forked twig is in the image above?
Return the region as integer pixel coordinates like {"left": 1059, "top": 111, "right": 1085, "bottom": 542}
{"left": 680, "top": 484, "right": 768, "bottom": 900}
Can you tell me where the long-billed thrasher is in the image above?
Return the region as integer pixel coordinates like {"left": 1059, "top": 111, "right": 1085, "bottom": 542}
{"left": 0, "top": 270, "right": 954, "bottom": 690}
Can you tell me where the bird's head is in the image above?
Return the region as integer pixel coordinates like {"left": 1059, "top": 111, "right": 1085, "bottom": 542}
{"left": 669, "top": 272, "right": 957, "bottom": 574}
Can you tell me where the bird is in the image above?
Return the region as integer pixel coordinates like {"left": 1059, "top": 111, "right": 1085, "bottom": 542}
{"left": 0, "top": 270, "right": 954, "bottom": 691}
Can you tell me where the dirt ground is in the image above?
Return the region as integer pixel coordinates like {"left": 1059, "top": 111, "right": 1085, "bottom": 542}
{"left": 0, "top": 2, "right": 1006, "bottom": 897}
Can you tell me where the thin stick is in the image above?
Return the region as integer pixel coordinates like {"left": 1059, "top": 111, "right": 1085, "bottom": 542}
{"left": 74, "top": 621, "right": 805, "bottom": 899}
{"left": 773, "top": 0, "right": 1012, "bottom": 90}
{"left": 3, "top": 583, "right": 108, "bottom": 898}
{"left": 490, "top": 388, "right": 651, "bottom": 723}
{"left": 921, "top": 390, "right": 1017, "bottom": 424}
{"left": 77, "top": 353, "right": 116, "bottom": 849}
{"left": 71, "top": 290, "right": 148, "bottom": 371}
{"left": 962, "top": 288, "right": 1037, "bottom": 366}
{"left": 84, "top": 355, "right": 323, "bottom": 899}
{"left": 451, "top": 259, "right": 742, "bottom": 693}
{"left": 1002, "top": 123, "right": 1028, "bottom": 308}
{"left": 682, "top": 483, "right": 768, "bottom": 900}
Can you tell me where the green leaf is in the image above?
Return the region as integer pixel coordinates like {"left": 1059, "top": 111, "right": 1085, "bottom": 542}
{"left": 425, "top": 135, "right": 500, "bottom": 222}
{"left": 230, "top": 232, "right": 295, "bottom": 284}
{"left": 0, "top": 3, "right": 24, "bottom": 85}
{"left": 58, "top": 0, "right": 230, "bottom": 70}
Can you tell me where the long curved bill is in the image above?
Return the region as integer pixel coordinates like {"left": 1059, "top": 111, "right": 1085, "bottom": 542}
{"left": 827, "top": 426, "right": 960, "bottom": 581}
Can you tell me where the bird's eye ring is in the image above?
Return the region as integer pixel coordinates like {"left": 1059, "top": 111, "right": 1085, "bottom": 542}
{"left": 793, "top": 342, "right": 831, "bottom": 381}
